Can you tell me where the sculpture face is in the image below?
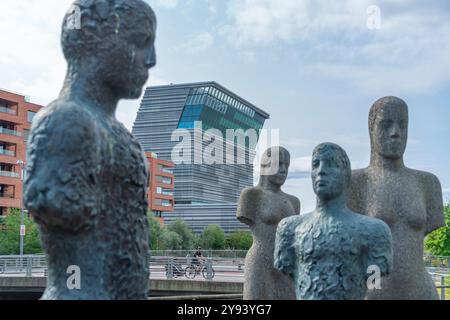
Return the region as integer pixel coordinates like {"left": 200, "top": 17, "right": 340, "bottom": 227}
{"left": 262, "top": 147, "right": 290, "bottom": 186}
{"left": 371, "top": 103, "right": 408, "bottom": 160}
{"left": 102, "top": 18, "right": 156, "bottom": 99}
{"left": 311, "top": 148, "right": 348, "bottom": 200}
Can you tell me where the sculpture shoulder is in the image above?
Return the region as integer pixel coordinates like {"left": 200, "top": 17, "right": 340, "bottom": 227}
{"left": 350, "top": 168, "right": 370, "bottom": 187}
{"left": 356, "top": 213, "right": 391, "bottom": 239}
{"left": 30, "top": 100, "right": 100, "bottom": 148}
{"left": 348, "top": 168, "right": 370, "bottom": 214}
{"left": 409, "top": 169, "right": 442, "bottom": 192}
{"left": 285, "top": 193, "right": 301, "bottom": 214}
{"left": 236, "top": 187, "right": 263, "bottom": 225}
{"left": 278, "top": 214, "right": 304, "bottom": 236}
{"left": 239, "top": 186, "right": 263, "bottom": 202}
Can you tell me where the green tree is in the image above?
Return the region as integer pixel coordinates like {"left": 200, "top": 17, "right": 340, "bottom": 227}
{"left": 200, "top": 225, "right": 226, "bottom": 250}
{"left": 425, "top": 204, "right": 450, "bottom": 256}
{"left": 226, "top": 231, "right": 253, "bottom": 250}
{"left": 0, "top": 208, "right": 43, "bottom": 255}
{"left": 159, "top": 228, "right": 183, "bottom": 250}
{"left": 148, "top": 213, "right": 163, "bottom": 250}
{"left": 167, "top": 219, "right": 198, "bottom": 250}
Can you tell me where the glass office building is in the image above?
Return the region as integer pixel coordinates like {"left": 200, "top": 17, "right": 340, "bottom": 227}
{"left": 133, "top": 82, "right": 270, "bottom": 233}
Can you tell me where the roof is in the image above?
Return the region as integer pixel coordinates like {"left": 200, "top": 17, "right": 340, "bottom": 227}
{"left": 148, "top": 81, "right": 270, "bottom": 119}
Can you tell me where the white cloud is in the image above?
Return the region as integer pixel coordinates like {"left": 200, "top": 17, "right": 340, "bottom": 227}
{"left": 222, "top": 0, "right": 450, "bottom": 95}
{"left": 180, "top": 32, "right": 215, "bottom": 54}
{"left": 0, "top": 0, "right": 170, "bottom": 130}
{"left": 290, "top": 156, "right": 311, "bottom": 173}
{"left": 151, "top": 0, "right": 178, "bottom": 9}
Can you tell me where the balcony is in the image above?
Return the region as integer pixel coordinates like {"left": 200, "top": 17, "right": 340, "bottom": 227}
{"left": 157, "top": 176, "right": 172, "bottom": 185}
{"left": 0, "top": 149, "right": 15, "bottom": 157}
{"left": 0, "top": 171, "right": 20, "bottom": 178}
{"left": 157, "top": 165, "right": 174, "bottom": 174}
{"left": 0, "top": 106, "right": 16, "bottom": 115}
{"left": 161, "top": 190, "right": 174, "bottom": 196}
{"left": 0, "top": 127, "right": 21, "bottom": 137}
{"left": 0, "top": 192, "right": 14, "bottom": 199}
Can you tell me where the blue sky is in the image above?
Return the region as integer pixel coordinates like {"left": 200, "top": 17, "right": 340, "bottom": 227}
{"left": 0, "top": 0, "right": 449, "bottom": 211}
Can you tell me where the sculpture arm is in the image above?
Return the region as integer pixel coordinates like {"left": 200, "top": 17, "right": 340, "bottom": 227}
{"left": 236, "top": 188, "right": 260, "bottom": 226}
{"left": 24, "top": 107, "right": 101, "bottom": 233}
{"left": 274, "top": 216, "right": 298, "bottom": 278}
{"left": 367, "top": 221, "right": 393, "bottom": 277}
{"left": 424, "top": 173, "right": 445, "bottom": 235}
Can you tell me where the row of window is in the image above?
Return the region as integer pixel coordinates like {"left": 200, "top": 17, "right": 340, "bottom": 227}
{"left": 190, "top": 86, "right": 256, "bottom": 118}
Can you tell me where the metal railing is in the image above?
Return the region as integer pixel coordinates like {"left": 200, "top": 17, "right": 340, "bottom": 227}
{"left": 0, "top": 127, "right": 21, "bottom": 137}
{"left": 0, "top": 106, "right": 16, "bottom": 115}
{"left": 429, "top": 271, "right": 450, "bottom": 301}
{"left": 0, "top": 148, "right": 15, "bottom": 156}
{"left": 424, "top": 254, "right": 450, "bottom": 269}
{"left": 0, "top": 192, "right": 14, "bottom": 198}
{"left": 0, "top": 171, "right": 20, "bottom": 178}
{"left": 0, "top": 253, "right": 245, "bottom": 281}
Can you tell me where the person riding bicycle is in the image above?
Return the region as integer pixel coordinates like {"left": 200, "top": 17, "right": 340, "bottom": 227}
{"left": 192, "top": 247, "right": 205, "bottom": 272}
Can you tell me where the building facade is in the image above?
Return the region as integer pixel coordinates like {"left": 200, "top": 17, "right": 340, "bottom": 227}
{"left": 0, "top": 89, "right": 42, "bottom": 217}
{"left": 133, "top": 82, "right": 270, "bottom": 233}
{"left": 146, "top": 151, "right": 175, "bottom": 215}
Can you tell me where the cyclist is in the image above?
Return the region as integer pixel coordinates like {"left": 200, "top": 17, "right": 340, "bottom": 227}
{"left": 192, "top": 247, "right": 205, "bottom": 272}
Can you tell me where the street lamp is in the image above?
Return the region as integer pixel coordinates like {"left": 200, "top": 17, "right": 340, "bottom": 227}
{"left": 16, "top": 159, "right": 25, "bottom": 256}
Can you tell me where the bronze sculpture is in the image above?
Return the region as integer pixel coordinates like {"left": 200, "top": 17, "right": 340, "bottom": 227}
{"left": 23, "top": 0, "right": 157, "bottom": 300}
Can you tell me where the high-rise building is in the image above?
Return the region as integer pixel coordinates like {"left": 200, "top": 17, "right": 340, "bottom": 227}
{"left": 0, "top": 89, "right": 43, "bottom": 218}
{"left": 133, "top": 82, "right": 270, "bottom": 233}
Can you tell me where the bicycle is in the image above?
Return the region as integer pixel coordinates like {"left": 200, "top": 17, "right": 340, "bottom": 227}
{"left": 185, "top": 260, "right": 215, "bottom": 280}
{"left": 164, "top": 261, "right": 186, "bottom": 279}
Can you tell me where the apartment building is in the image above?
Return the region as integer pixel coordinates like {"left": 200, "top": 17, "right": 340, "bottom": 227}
{"left": 0, "top": 89, "right": 43, "bottom": 217}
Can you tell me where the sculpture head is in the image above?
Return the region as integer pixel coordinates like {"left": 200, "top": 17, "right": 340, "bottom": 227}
{"left": 61, "top": 0, "right": 157, "bottom": 99}
{"left": 369, "top": 96, "right": 408, "bottom": 160}
{"left": 260, "top": 146, "right": 290, "bottom": 187}
{"left": 312, "top": 143, "right": 351, "bottom": 200}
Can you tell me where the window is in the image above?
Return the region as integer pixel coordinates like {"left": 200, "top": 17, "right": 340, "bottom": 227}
{"left": 27, "top": 111, "right": 37, "bottom": 123}
{"left": 23, "top": 129, "right": 30, "bottom": 142}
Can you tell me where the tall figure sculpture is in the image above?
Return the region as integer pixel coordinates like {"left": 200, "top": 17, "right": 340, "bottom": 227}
{"left": 275, "top": 143, "right": 393, "bottom": 300}
{"left": 237, "top": 147, "right": 299, "bottom": 300}
{"left": 348, "top": 97, "right": 445, "bottom": 300}
{"left": 23, "top": 0, "right": 157, "bottom": 300}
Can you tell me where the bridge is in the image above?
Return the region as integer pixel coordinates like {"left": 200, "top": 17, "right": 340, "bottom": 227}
{"left": 0, "top": 277, "right": 243, "bottom": 300}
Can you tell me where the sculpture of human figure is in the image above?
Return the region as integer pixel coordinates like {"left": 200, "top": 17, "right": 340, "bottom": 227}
{"left": 237, "top": 147, "right": 299, "bottom": 300}
{"left": 23, "top": 0, "right": 157, "bottom": 300}
{"left": 348, "top": 97, "right": 445, "bottom": 300}
{"left": 275, "top": 143, "right": 393, "bottom": 300}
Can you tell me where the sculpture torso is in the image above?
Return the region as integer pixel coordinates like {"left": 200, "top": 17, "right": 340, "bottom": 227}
{"left": 290, "top": 211, "right": 391, "bottom": 300}
{"left": 349, "top": 166, "right": 443, "bottom": 300}
{"left": 24, "top": 100, "right": 149, "bottom": 300}
{"left": 237, "top": 187, "right": 298, "bottom": 300}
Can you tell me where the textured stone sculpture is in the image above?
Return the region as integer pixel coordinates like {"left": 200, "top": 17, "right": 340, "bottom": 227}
{"left": 237, "top": 147, "right": 300, "bottom": 300}
{"left": 23, "top": 0, "right": 157, "bottom": 300}
{"left": 348, "top": 97, "right": 445, "bottom": 300}
{"left": 275, "top": 143, "right": 393, "bottom": 300}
